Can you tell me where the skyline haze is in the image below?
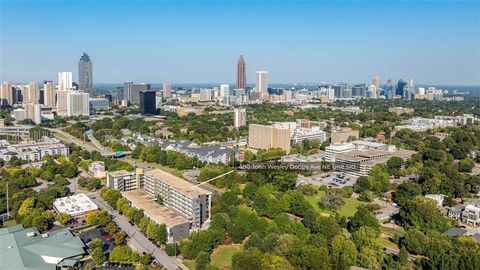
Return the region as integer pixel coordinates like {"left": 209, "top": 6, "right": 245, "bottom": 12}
{"left": 1, "top": 1, "right": 479, "bottom": 85}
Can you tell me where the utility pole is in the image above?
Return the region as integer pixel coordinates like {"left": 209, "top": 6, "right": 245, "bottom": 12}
{"left": 6, "top": 183, "right": 9, "bottom": 219}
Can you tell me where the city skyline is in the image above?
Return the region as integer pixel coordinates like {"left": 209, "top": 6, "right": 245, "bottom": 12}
{"left": 1, "top": 1, "right": 479, "bottom": 85}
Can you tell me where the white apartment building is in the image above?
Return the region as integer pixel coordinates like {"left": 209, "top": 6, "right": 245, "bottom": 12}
{"left": 107, "top": 170, "right": 139, "bottom": 191}
{"left": 107, "top": 168, "right": 213, "bottom": 229}
{"left": 0, "top": 137, "right": 69, "bottom": 162}
{"left": 325, "top": 143, "right": 357, "bottom": 161}
{"left": 255, "top": 71, "right": 268, "bottom": 95}
{"left": 141, "top": 169, "right": 212, "bottom": 228}
{"left": 234, "top": 108, "right": 246, "bottom": 128}
{"left": 220, "top": 84, "right": 229, "bottom": 97}
{"left": 58, "top": 72, "right": 73, "bottom": 91}
{"left": 291, "top": 126, "right": 327, "bottom": 143}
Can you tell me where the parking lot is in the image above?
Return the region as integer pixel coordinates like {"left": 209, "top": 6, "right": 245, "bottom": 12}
{"left": 78, "top": 227, "right": 116, "bottom": 253}
{"left": 300, "top": 172, "right": 358, "bottom": 188}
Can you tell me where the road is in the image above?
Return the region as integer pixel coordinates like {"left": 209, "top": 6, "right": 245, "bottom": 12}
{"left": 373, "top": 198, "right": 399, "bottom": 221}
{"left": 48, "top": 127, "right": 100, "bottom": 153}
{"left": 384, "top": 247, "right": 418, "bottom": 262}
{"left": 87, "top": 132, "right": 115, "bottom": 156}
{"left": 89, "top": 194, "right": 186, "bottom": 270}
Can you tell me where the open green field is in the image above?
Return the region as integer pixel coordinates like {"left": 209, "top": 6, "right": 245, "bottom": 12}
{"left": 211, "top": 244, "right": 243, "bottom": 269}
{"left": 183, "top": 244, "right": 243, "bottom": 270}
{"left": 183, "top": 260, "right": 196, "bottom": 270}
{"left": 305, "top": 192, "right": 365, "bottom": 217}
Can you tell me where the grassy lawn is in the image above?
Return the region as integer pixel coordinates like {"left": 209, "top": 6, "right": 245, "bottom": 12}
{"left": 183, "top": 260, "right": 196, "bottom": 270}
{"left": 337, "top": 197, "right": 366, "bottom": 217}
{"left": 378, "top": 236, "right": 398, "bottom": 250}
{"left": 305, "top": 192, "right": 365, "bottom": 217}
{"left": 183, "top": 244, "right": 243, "bottom": 270}
{"left": 211, "top": 244, "right": 243, "bottom": 269}
{"left": 380, "top": 224, "right": 406, "bottom": 237}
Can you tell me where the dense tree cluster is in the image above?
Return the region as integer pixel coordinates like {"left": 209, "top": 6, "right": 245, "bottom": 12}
{"left": 172, "top": 168, "right": 406, "bottom": 270}
{"left": 161, "top": 110, "right": 238, "bottom": 143}
{"left": 0, "top": 165, "right": 71, "bottom": 230}
{"left": 131, "top": 144, "right": 203, "bottom": 170}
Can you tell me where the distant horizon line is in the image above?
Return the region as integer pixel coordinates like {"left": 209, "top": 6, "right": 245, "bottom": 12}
{"left": 2, "top": 81, "right": 479, "bottom": 87}
{"left": 92, "top": 82, "right": 480, "bottom": 87}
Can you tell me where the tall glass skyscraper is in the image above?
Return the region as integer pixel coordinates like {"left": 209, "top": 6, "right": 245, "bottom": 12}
{"left": 396, "top": 79, "right": 407, "bottom": 97}
{"left": 78, "top": 52, "right": 93, "bottom": 93}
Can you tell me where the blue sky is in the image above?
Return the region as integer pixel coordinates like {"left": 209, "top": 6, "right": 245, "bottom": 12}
{"left": 1, "top": 0, "right": 479, "bottom": 85}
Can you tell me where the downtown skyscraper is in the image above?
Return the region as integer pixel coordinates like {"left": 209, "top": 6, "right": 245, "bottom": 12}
{"left": 78, "top": 52, "right": 93, "bottom": 93}
{"left": 237, "top": 55, "right": 246, "bottom": 90}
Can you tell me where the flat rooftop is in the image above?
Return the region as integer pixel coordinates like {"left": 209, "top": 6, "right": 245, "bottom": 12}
{"left": 326, "top": 143, "right": 356, "bottom": 151}
{"left": 144, "top": 169, "right": 211, "bottom": 198}
{"left": 336, "top": 149, "right": 416, "bottom": 165}
{"left": 108, "top": 170, "right": 135, "bottom": 177}
{"left": 122, "top": 189, "right": 189, "bottom": 227}
{"left": 53, "top": 193, "right": 98, "bottom": 216}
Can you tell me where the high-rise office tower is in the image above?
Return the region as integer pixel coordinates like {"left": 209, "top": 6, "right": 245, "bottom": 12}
{"left": 333, "top": 85, "right": 343, "bottom": 98}
{"left": 397, "top": 79, "right": 407, "bottom": 97}
{"left": 372, "top": 75, "right": 380, "bottom": 90}
{"left": 131, "top": 83, "right": 151, "bottom": 105}
{"left": 139, "top": 91, "right": 157, "bottom": 115}
{"left": 26, "top": 81, "right": 39, "bottom": 104}
{"left": 0, "top": 81, "right": 14, "bottom": 107}
{"left": 237, "top": 55, "right": 246, "bottom": 90}
{"left": 123, "top": 81, "right": 133, "bottom": 103}
{"left": 255, "top": 71, "right": 268, "bottom": 95}
{"left": 58, "top": 72, "right": 73, "bottom": 91}
{"left": 385, "top": 79, "right": 396, "bottom": 99}
{"left": 44, "top": 81, "right": 56, "bottom": 108}
{"left": 67, "top": 91, "right": 90, "bottom": 116}
{"left": 78, "top": 52, "right": 93, "bottom": 93}
{"left": 234, "top": 108, "right": 246, "bottom": 128}
{"left": 163, "top": 82, "right": 171, "bottom": 98}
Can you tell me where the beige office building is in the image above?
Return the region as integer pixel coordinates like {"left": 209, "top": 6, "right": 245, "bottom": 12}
{"left": 163, "top": 82, "right": 171, "bottom": 98}
{"left": 44, "top": 81, "right": 56, "bottom": 108}
{"left": 330, "top": 128, "right": 360, "bottom": 144}
{"left": 26, "top": 81, "right": 39, "bottom": 104}
{"left": 0, "top": 81, "right": 14, "bottom": 106}
{"left": 25, "top": 103, "right": 41, "bottom": 124}
{"left": 248, "top": 124, "right": 291, "bottom": 153}
{"left": 56, "top": 90, "right": 69, "bottom": 116}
